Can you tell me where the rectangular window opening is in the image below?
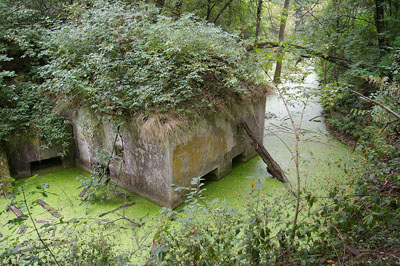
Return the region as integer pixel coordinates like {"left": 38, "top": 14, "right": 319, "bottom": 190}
{"left": 199, "top": 168, "right": 218, "bottom": 186}
{"left": 232, "top": 152, "right": 245, "bottom": 168}
{"left": 30, "top": 157, "right": 63, "bottom": 175}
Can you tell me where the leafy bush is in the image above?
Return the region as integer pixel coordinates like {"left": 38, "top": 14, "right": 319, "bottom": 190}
{"left": 150, "top": 160, "right": 399, "bottom": 265}
{"left": 1, "top": 227, "right": 130, "bottom": 265}
{"left": 41, "top": 1, "right": 265, "bottom": 123}
{"left": 0, "top": 0, "right": 71, "bottom": 147}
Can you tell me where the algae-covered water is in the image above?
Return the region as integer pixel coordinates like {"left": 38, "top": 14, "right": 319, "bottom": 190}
{"left": 0, "top": 71, "right": 354, "bottom": 261}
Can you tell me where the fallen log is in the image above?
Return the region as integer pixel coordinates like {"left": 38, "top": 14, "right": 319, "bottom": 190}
{"left": 18, "top": 226, "right": 27, "bottom": 234}
{"left": 36, "top": 199, "right": 62, "bottom": 219}
{"left": 78, "top": 187, "right": 88, "bottom": 198}
{"left": 99, "top": 202, "right": 136, "bottom": 218}
{"left": 239, "top": 122, "right": 292, "bottom": 191}
{"left": 35, "top": 219, "right": 51, "bottom": 224}
{"left": 7, "top": 204, "right": 27, "bottom": 220}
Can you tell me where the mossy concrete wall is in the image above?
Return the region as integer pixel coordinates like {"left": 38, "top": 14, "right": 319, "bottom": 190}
{"left": 73, "top": 98, "right": 266, "bottom": 208}
{"left": 4, "top": 135, "right": 75, "bottom": 178}
{"left": 0, "top": 150, "right": 10, "bottom": 177}
{"left": 169, "top": 98, "right": 265, "bottom": 208}
{"left": 0, "top": 149, "right": 11, "bottom": 195}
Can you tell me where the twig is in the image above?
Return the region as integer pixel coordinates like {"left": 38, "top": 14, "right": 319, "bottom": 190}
{"left": 212, "top": 0, "right": 234, "bottom": 23}
{"left": 349, "top": 89, "right": 400, "bottom": 120}
{"left": 79, "top": 125, "right": 121, "bottom": 198}
{"left": 98, "top": 202, "right": 136, "bottom": 218}
{"left": 36, "top": 199, "right": 62, "bottom": 219}
{"left": 60, "top": 186, "right": 74, "bottom": 207}
{"left": 7, "top": 204, "right": 27, "bottom": 220}
{"left": 22, "top": 188, "right": 60, "bottom": 266}
{"left": 309, "top": 115, "right": 323, "bottom": 121}
{"left": 379, "top": 118, "right": 400, "bottom": 134}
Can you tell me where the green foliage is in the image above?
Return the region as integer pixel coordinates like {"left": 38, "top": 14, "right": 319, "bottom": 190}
{"left": 319, "top": 82, "right": 369, "bottom": 139}
{"left": 77, "top": 147, "right": 118, "bottom": 209}
{"left": 55, "top": 230, "right": 130, "bottom": 266}
{"left": 320, "top": 49, "right": 400, "bottom": 149}
{"left": 1, "top": 181, "right": 131, "bottom": 265}
{"left": 41, "top": 1, "right": 264, "bottom": 122}
{"left": 0, "top": 0, "right": 72, "bottom": 148}
{"left": 154, "top": 201, "right": 243, "bottom": 264}
{"left": 1, "top": 223, "right": 131, "bottom": 265}
{"left": 150, "top": 157, "right": 399, "bottom": 265}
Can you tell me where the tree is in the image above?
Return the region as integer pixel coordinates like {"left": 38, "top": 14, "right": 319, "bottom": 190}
{"left": 255, "top": 0, "right": 263, "bottom": 43}
{"left": 374, "top": 0, "right": 387, "bottom": 57}
{"left": 273, "top": 0, "right": 290, "bottom": 83}
{"left": 213, "top": 0, "right": 234, "bottom": 24}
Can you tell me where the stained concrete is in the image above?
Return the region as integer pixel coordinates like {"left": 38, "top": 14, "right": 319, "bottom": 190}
{"left": 0, "top": 149, "right": 11, "bottom": 195}
{"left": 2, "top": 97, "right": 266, "bottom": 207}
{"left": 72, "top": 98, "right": 266, "bottom": 208}
{"left": 4, "top": 134, "right": 75, "bottom": 178}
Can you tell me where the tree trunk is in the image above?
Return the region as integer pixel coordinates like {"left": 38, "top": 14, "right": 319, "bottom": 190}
{"left": 206, "top": 0, "right": 213, "bottom": 21}
{"left": 255, "top": 0, "right": 263, "bottom": 44}
{"left": 273, "top": 0, "right": 290, "bottom": 83}
{"left": 213, "top": 0, "right": 234, "bottom": 24}
{"left": 155, "top": 0, "right": 165, "bottom": 11}
{"left": 239, "top": 122, "right": 292, "bottom": 189}
{"left": 173, "top": 0, "right": 184, "bottom": 20}
{"left": 374, "top": 0, "right": 386, "bottom": 57}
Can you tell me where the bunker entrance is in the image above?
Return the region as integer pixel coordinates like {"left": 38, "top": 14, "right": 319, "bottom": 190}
{"left": 200, "top": 168, "right": 218, "bottom": 186}
{"left": 30, "top": 157, "right": 64, "bottom": 175}
{"left": 232, "top": 152, "right": 246, "bottom": 168}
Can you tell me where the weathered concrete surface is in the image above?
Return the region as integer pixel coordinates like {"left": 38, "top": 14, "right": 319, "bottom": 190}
{"left": 169, "top": 98, "right": 266, "bottom": 208}
{"left": 73, "top": 98, "right": 266, "bottom": 208}
{"left": 72, "top": 109, "right": 172, "bottom": 206}
{"left": 0, "top": 149, "right": 11, "bottom": 195}
{"left": 5, "top": 134, "right": 75, "bottom": 178}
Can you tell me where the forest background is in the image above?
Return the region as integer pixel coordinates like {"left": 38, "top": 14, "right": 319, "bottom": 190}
{"left": 0, "top": 0, "right": 399, "bottom": 264}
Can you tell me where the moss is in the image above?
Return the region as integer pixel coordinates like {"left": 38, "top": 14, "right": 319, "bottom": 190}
{"left": 0, "top": 149, "right": 11, "bottom": 195}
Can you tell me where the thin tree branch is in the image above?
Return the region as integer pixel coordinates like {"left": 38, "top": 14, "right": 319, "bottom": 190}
{"left": 213, "top": 0, "right": 234, "bottom": 24}
{"left": 22, "top": 188, "right": 60, "bottom": 266}
{"left": 349, "top": 89, "right": 400, "bottom": 120}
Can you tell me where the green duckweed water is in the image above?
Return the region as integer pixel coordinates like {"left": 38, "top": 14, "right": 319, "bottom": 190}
{"left": 0, "top": 71, "right": 356, "bottom": 261}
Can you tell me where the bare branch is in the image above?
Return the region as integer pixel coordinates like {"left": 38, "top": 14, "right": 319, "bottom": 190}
{"left": 349, "top": 89, "right": 400, "bottom": 120}
{"left": 213, "top": 0, "right": 234, "bottom": 24}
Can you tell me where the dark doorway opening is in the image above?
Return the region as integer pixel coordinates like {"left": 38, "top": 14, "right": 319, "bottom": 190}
{"left": 199, "top": 168, "right": 218, "bottom": 187}
{"left": 30, "top": 157, "right": 63, "bottom": 175}
{"left": 232, "top": 152, "right": 245, "bottom": 168}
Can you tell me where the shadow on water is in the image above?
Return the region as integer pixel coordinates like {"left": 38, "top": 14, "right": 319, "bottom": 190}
{"left": 200, "top": 154, "right": 249, "bottom": 188}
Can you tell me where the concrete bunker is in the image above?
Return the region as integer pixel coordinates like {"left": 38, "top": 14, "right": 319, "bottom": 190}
{"left": 30, "top": 156, "right": 64, "bottom": 175}
{"left": 72, "top": 98, "right": 266, "bottom": 208}
{"left": 4, "top": 134, "right": 75, "bottom": 178}
{"left": 3, "top": 98, "right": 266, "bottom": 208}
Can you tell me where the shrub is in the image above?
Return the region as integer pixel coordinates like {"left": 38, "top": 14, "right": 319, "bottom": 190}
{"left": 41, "top": 1, "right": 266, "bottom": 124}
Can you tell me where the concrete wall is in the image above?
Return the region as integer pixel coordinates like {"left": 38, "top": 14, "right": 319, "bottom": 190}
{"left": 72, "top": 98, "right": 266, "bottom": 208}
{"left": 169, "top": 98, "right": 266, "bottom": 208}
{"left": 1, "top": 96, "right": 266, "bottom": 207}
{"left": 0, "top": 149, "right": 11, "bottom": 195}
{"left": 5, "top": 134, "right": 75, "bottom": 178}
{"left": 72, "top": 109, "right": 172, "bottom": 206}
